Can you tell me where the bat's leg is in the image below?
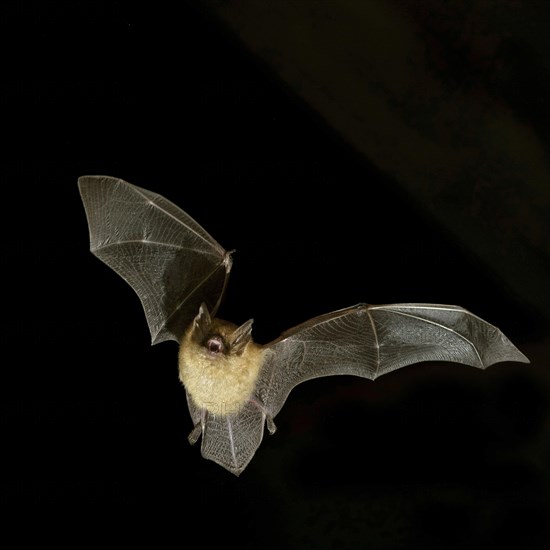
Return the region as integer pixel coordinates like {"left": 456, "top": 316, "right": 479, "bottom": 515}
{"left": 249, "top": 398, "right": 277, "bottom": 435}
{"left": 187, "top": 409, "right": 206, "bottom": 445}
{"left": 188, "top": 424, "right": 201, "bottom": 445}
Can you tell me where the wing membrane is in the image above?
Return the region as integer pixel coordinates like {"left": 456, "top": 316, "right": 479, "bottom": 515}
{"left": 258, "top": 303, "right": 529, "bottom": 418}
{"left": 78, "top": 175, "right": 231, "bottom": 344}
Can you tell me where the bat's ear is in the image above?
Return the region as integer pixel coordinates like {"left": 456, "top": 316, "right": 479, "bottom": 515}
{"left": 229, "top": 318, "right": 254, "bottom": 355}
{"left": 193, "top": 303, "right": 212, "bottom": 341}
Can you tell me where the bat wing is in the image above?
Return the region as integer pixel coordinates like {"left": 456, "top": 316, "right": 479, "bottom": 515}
{"left": 78, "top": 176, "right": 232, "bottom": 344}
{"left": 193, "top": 303, "right": 528, "bottom": 475}
{"left": 256, "top": 303, "right": 529, "bottom": 420}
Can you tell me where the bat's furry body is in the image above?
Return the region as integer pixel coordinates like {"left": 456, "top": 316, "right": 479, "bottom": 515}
{"left": 79, "top": 176, "right": 529, "bottom": 475}
{"left": 179, "top": 310, "right": 267, "bottom": 416}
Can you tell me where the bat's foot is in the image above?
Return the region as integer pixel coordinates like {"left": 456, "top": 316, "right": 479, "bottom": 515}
{"left": 267, "top": 416, "right": 277, "bottom": 435}
{"left": 188, "top": 423, "right": 202, "bottom": 445}
{"left": 249, "top": 397, "right": 277, "bottom": 433}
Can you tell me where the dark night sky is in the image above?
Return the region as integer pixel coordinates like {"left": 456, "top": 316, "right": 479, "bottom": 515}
{"left": 24, "top": 1, "right": 550, "bottom": 547}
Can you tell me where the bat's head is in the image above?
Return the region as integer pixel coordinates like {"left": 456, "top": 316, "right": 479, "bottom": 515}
{"left": 190, "top": 303, "right": 255, "bottom": 357}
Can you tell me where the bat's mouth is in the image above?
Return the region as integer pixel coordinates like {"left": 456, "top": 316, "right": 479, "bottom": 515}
{"left": 205, "top": 335, "right": 226, "bottom": 355}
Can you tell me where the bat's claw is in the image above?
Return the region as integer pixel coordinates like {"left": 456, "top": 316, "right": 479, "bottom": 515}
{"left": 249, "top": 397, "right": 277, "bottom": 434}
{"left": 267, "top": 416, "right": 277, "bottom": 435}
{"left": 188, "top": 423, "right": 202, "bottom": 445}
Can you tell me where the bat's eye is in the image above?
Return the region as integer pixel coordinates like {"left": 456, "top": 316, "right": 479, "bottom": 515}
{"left": 206, "top": 336, "right": 225, "bottom": 355}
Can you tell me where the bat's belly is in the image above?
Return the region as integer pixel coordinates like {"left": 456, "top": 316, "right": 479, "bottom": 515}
{"left": 178, "top": 344, "right": 266, "bottom": 416}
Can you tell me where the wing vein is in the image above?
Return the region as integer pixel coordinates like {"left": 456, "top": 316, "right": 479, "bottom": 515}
{"left": 226, "top": 417, "right": 238, "bottom": 469}
{"left": 93, "top": 239, "right": 219, "bottom": 256}
{"left": 130, "top": 184, "right": 219, "bottom": 251}
{"left": 380, "top": 308, "right": 485, "bottom": 367}
{"left": 366, "top": 308, "right": 381, "bottom": 377}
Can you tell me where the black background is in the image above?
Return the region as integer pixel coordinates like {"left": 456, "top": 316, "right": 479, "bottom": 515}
{"left": 27, "top": 2, "right": 550, "bottom": 547}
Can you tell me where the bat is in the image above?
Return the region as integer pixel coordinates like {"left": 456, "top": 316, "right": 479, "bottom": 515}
{"left": 78, "top": 175, "right": 529, "bottom": 475}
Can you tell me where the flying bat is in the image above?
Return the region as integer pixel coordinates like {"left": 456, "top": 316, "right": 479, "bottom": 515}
{"left": 78, "top": 175, "right": 529, "bottom": 475}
